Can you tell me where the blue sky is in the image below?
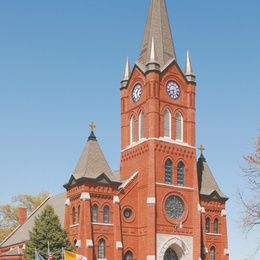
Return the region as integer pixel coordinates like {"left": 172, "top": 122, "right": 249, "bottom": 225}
{"left": 0, "top": 0, "right": 259, "bottom": 259}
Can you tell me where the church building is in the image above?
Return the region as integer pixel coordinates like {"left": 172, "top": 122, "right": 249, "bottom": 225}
{"left": 0, "top": 0, "right": 229, "bottom": 259}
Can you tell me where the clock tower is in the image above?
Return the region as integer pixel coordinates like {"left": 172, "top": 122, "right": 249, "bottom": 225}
{"left": 119, "top": 0, "right": 200, "bottom": 259}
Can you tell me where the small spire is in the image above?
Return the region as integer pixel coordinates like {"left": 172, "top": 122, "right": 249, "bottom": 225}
{"left": 185, "top": 50, "right": 196, "bottom": 83}
{"left": 150, "top": 37, "right": 156, "bottom": 62}
{"left": 88, "top": 121, "right": 97, "bottom": 141}
{"left": 146, "top": 37, "right": 160, "bottom": 71}
{"left": 121, "top": 57, "right": 131, "bottom": 88}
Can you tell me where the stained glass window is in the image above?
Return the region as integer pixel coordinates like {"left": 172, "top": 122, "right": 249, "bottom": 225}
{"left": 139, "top": 111, "right": 144, "bottom": 140}
{"left": 177, "top": 161, "right": 184, "bottom": 186}
{"left": 165, "top": 159, "right": 172, "bottom": 184}
{"left": 124, "top": 251, "right": 133, "bottom": 260}
{"left": 92, "top": 204, "right": 98, "bottom": 223}
{"left": 165, "top": 195, "right": 184, "bottom": 220}
{"left": 176, "top": 112, "right": 183, "bottom": 141}
{"left": 206, "top": 217, "right": 211, "bottom": 233}
{"left": 72, "top": 207, "right": 76, "bottom": 225}
{"left": 98, "top": 239, "right": 105, "bottom": 258}
{"left": 210, "top": 247, "right": 215, "bottom": 260}
{"left": 103, "top": 205, "right": 110, "bottom": 224}
{"left": 164, "top": 248, "right": 178, "bottom": 260}
{"left": 164, "top": 109, "right": 171, "bottom": 138}
{"left": 130, "top": 115, "right": 136, "bottom": 143}
{"left": 77, "top": 205, "right": 81, "bottom": 223}
{"left": 214, "top": 218, "right": 219, "bottom": 233}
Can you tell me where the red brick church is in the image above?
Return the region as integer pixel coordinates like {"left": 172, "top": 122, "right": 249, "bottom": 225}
{"left": 0, "top": 0, "right": 229, "bottom": 259}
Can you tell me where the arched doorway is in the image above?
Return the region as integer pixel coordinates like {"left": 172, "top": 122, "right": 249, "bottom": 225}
{"left": 164, "top": 248, "right": 178, "bottom": 260}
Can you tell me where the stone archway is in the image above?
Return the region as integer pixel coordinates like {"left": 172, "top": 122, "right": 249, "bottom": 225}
{"left": 158, "top": 237, "right": 190, "bottom": 260}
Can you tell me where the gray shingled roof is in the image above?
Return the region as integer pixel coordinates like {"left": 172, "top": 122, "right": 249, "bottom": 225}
{"left": 0, "top": 193, "right": 66, "bottom": 248}
{"left": 0, "top": 247, "right": 23, "bottom": 256}
{"left": 71, "top": 132, "right": 118, "bottom": 183}
{"left": 137, "top": 0, "right": 176, "bottom": 71}
{"left": 198, "top": 155, "right": 228, "bottom": 200}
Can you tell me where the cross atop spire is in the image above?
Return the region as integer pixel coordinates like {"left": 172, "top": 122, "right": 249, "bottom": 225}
{"left": 137, "top": 0, "right": 177, "bottom": 71}
{"left": 198, "top": 144, "right": 205, "bottom": 155}
{"left": 88, "top": 121, "right": 97, "bottom": 141}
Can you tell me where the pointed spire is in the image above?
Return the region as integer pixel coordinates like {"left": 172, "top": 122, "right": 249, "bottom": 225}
{"left": 185, "top": 50, "right": 196, "bottom": 83}
{"left": 146, "top": 37, "right": 160, "bottom": 71}
{"left": 137, "top": 0, "right": 177, "bottom": 71}
{"left": 121, "top": 57, "right": 131, "bottom": 88}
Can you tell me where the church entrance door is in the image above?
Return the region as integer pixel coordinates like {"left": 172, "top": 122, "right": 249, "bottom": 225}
{"left": 163, "top": 248, "right": 178, "bottom": 260}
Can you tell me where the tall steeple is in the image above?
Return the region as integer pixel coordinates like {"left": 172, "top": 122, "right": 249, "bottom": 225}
{"left": 137, "top": 0, "right": 177, "bottom": 71}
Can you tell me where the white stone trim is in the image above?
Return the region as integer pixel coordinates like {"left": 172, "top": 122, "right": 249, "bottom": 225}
{"left": 116, "top": 241, "right": 123, "bottom": 249}
{"left": 156, "top": 182, "right": 194, "bottom": 191}
{"left": 206, "top": 232, "right": 221, "bottom": 236}
{"left": 75, "top": 240, "right": 81, "bottom": 248}
{"left": 65, "top": 198, "right": 71, "bottom": 206}
{"left": 157, "top": 234, "right": 192, "bottom": 260}
{"left": 224, "top": 248, "right": 229, "bottom": 255}
{"left": 113, "top": 196, "right": 120, "bottom": 204}
{"left": 121, "top": 137, "right": 195, "bottom": 152}
{"left": 119, "top": 171, "right": 138, "bottom": 190}
{"left": 86, "top": 240, "right": 93, "bottom": 247}
{"left": 147, "top": 197, "right": 156, "bottom": 204}
{"left": 221, "top": 209, "right": 227, "bottom": 216}
{"left": 92, "top": 222, "right": 113, "bottom": 226}
{"left": 147, "top": 256, "right": 156, "bottom": 260}
{"left": 69, "top": 223, "right": 79, "bottom": 228}
{"left": 80, "top": 192, "right": 90, "bottom": 201}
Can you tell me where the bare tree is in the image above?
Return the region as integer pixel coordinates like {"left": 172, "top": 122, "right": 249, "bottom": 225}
{"left": 240, "top": 133, "right": 260, "bottom": 249}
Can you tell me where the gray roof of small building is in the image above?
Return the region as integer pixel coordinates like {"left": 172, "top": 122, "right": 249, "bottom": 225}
{"left": 0, "top": 247, "right": 23, "bottom": 256}
{"left": 0, "top": 193, "right": 66, "bottom": 248}
{"left": 68, "top": 132, "right": 119, "bottom": 184}
{"left": 197, "top": 154, "right": 228, "bottom": 200}
{"left": 137, "top": 0, "right": 176, "bottom": 71}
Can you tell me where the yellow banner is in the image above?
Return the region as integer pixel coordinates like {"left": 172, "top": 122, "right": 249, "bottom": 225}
{"left": 64, "top": 250, "right": 76, "bottom": 260}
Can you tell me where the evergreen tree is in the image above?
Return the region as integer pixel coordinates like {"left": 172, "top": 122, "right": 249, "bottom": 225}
{"left": 25, "top": 205, "right": 74, "bottom": 259}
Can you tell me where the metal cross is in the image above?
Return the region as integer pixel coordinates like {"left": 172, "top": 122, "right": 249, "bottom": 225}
{"left": 89, "top": 121, "right": 96, "bottom": 131}
{"left": 198, "top": 144, "right": 205, "bottom": 155}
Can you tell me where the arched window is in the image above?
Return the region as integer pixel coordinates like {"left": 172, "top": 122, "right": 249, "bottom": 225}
{"left": 177, "top": 161, "right": 184, "bottom": 186}
{"left": 210, "top": 247, "right": 215, "bottom": 260}
{"left": 176, "top": 112, "right": 183, "bottom": 141}
{"left": 130, "top": 115, "right": 136, "bottom": 144}
{"left": 103, "top": 205, "right": 110, "bottom": 224}
{"left": 92, "top": 204, "right": 98, "bottom": 223}
{"left": 98, "top": 239, "right": 106, "bottom": 258}
{"left": 165, "top": 159, "right": 172, "bottom": 184}
{"left": 78, "top": 205, "right": 81, "bottom": 223}
{"left": 206, "top": 217, "right": 211, "bottom": 233}
{"left": 164, "top": 109, "right": 171, "bottom": 138}
{"left": 214, "top": 218, "right": 219, "bottom": 233}
{"left": 72, "top": 207, "right": 76, "bottom": 225}
{"left": 139, "top": 111, "right": 144, "bottom": 140}
{"left": 124, "top": 251, "right": 133, "bottom": 260}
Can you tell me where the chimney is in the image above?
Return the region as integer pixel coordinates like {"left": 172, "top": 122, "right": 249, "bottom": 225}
{"left": 18, "top": 206, "right": 27, "bottom": 225}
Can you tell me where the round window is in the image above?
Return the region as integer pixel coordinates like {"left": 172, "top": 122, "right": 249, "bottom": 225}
{"left": 165, "top": 195, "right": 184, "bottom": 220}
{"left": 123, "top": 208, "right": 132, "bottom": 219}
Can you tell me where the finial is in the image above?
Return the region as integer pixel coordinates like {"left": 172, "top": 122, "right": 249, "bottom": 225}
{"left": 88, "top": 121, "right": 97, "bottom": 141}
{"left": 121, "top": 57, "right": 131, "bottom": 88}
{"left": 150, "top": 37, "right": 156, "bottom": 62}
{"left": 89, "top": 121, "right": 96, "bottom": 131}
{"left": 185, "top": 50, "right": 196, "bottom": 83}
{"left": 146, "top": 37, "right": 160, "bottom": 71}
{"left": 198, "top": 144, "right": 206, "bottom": 160}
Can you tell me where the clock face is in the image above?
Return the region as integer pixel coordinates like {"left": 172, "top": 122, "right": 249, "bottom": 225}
{"left": 132, "top": 84, "right": 142, "bottom": 102}
{"left": 165, "top": 195, "right": 185, "bottom": 220}
{"left": 166, "top": 81, "right": 180, "bottom": 100}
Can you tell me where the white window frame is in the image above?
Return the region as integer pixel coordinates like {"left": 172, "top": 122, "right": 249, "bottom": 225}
{"left": 130, "top": 115, "right": 136, "bottom": 144}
